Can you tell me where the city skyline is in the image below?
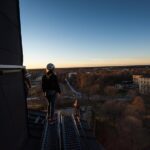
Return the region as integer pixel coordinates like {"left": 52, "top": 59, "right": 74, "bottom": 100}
{"left": 20, "top": 0, "right": 150, "bottom": 68}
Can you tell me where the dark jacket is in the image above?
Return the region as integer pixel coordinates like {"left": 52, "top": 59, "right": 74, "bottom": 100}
{"left": 42, "top": 73, "right": 61, "bottom": 93}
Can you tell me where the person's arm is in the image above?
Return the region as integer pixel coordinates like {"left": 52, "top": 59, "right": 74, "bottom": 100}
{"left": 23, "top": 68, "right": 31, "bottom": 88}
{"left": 42, "top": 76, "right": 46, "bottom": 93}
{"left": 26, "top": 78, "right": 31, "bottom": 88}
{"left": 55, "top": 75, "right": 61, "bottom": 94}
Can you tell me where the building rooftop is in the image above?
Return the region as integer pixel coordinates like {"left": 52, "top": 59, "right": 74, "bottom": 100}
{"left": 133, "top": 74, "right": 150, "bottom": 78}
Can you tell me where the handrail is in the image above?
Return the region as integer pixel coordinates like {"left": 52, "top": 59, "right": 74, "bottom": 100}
{"left": 40, "top": 121, "right": 49, "bottom": 150}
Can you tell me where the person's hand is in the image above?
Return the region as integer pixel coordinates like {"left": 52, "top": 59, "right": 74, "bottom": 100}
{"left": 44, "top": 92, "right": 46, "bottom": 97}
{"left": 57, "top": 93, "right": 61, "bottom": 98}
{"left": 57, "top": 93, "right": 62, "bottom": 107}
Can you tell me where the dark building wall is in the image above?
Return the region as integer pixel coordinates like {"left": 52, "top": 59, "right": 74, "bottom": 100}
{"left": 0, "top": 71, "right": 28, "bottom": 150}
{"left": 0, "top": 0, "right": 28, "bottom": 150}
{"left": 0, "top": 0, "right": 23, "bottom": 65}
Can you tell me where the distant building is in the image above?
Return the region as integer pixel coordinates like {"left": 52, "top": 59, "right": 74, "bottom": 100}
{"left": 86, "top": 71, "right": 91, "bottom": 74}
{"left": 133, "top": 75, "right": 150, "bottom": 95}
{"left": 68, "top": 72, "right": 77, "bottom": 78}
{"left": 123, "top": 68, "right": 129, "bottom": 71}
{"left": 138, "top": 77, "right": 150, "bottom": 95}
{"left": 115, "top": 84, "right": 123, "bottom": 90}
{"left": 133, "top": 75, "right": 143, "bottom": 85}
{"left": 115, "top": 81, "right": 136, "bottom": 90}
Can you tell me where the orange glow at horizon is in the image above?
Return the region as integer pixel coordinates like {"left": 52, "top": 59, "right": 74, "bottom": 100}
{"left": 24, "top": 57, "right": 150, "bottom": 69}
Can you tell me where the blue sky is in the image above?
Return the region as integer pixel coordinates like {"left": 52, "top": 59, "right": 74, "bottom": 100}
{"left": 20, "top": 0, "right": 150, "bottom": 68}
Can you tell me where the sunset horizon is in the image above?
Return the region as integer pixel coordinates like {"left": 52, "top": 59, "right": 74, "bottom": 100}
{"left": 20, "top": 0, "right": 150, "bottom": 69}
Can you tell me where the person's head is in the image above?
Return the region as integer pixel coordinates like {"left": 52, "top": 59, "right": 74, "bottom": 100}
{"left": 46, "top": 63, "right": 55, "bottom": 74}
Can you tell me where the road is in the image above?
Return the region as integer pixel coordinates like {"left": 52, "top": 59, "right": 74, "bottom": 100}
{"left": 65, "top": 78, "right": 82, "bottom": 98}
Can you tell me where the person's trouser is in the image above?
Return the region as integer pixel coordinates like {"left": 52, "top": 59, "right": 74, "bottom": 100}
{"left": 46, "top": 91, "right": 57, "bottom": 119}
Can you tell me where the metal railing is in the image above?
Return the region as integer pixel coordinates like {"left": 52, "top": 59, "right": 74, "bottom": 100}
{"left": 0, "top": 65, "right": 25, "bottom": 75}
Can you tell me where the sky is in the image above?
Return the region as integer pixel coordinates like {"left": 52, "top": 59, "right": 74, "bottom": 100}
{"left": 20, "top": 0, "right": 150, "bottom": 68}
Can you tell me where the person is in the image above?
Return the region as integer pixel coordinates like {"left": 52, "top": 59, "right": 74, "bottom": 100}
{"left": 42, "top": 63, "right": 61, "bottom": 121}
{"left": 73, "top": 99, "right": 80, "bottom": 118}
{"left": 23, "top": 67, "right": 31, "bottom": 99}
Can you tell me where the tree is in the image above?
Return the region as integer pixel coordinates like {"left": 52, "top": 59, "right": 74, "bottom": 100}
{"left": 104, "top": 86, "right": 118, "bottom": 96}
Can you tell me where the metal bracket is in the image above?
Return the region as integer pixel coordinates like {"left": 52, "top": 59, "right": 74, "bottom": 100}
{"left": 0, "top": 65, "right": 25, "bottom": 75}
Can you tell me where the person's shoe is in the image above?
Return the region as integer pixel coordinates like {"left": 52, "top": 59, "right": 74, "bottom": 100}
{"left": 47, "top": 116, "right": 51, "bottom": 121}
{"left": 48, "top": 117, "right": 51, "bottom": 121}
{"left": 48, "top": 118, "right": 56, "bottom": 124}
{"left": 52, "top": 116, "right": 57, "bottom": 121}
